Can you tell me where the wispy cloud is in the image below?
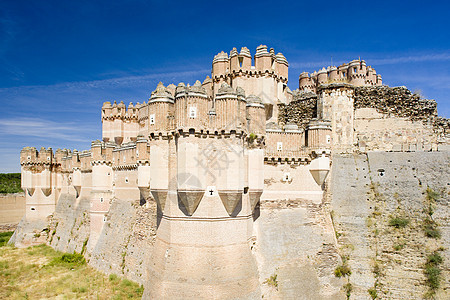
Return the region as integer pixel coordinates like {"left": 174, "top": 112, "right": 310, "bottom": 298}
{"left": 369, "top": 53, "right": 450, "bottom": 65}
{"left": 289, "top": 52, "right": 450, "bottom": 70}
{"left": 0, "top": 69, "right": 210, "bottom": 93}
{"left": 0, "top": 117, "right": 96, "bottom": 142}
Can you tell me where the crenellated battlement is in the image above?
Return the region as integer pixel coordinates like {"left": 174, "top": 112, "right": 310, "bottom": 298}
{"left": 15, "top": 45, "right": 449, "bottom": 299}
{"left": 299, "top": 59, "right": 382, "bottom": 93}
{"left": 212, "top": 45, "right": 288, "bottom": 82}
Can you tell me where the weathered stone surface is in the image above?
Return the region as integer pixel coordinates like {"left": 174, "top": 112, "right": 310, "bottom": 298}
{"left": 331, "top": 152, "right": 449, "bottom": 300}
{"left": 278, "top": 90, "right": 318, "bottom": 129}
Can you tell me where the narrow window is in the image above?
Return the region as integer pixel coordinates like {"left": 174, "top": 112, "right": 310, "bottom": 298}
{"left": 149, "top": 114, "right": 155, "bottom": 125}
{"left": 277, "top": 142, "right": 283, "bottom": 151}
{"left": 326, "top": 135, "right": 331, "bottom": 144}
{"left": 238, "top": 57, "right": 243, "bottom": 68}
{"left": 189, "top": 107, "right": 197, "bottom": 119}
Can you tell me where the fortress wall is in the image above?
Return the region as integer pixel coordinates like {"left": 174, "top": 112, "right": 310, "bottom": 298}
{"left": 262, "top": 163, "right": 323, "bottom": 203}
{"left": 265, "top": 131, "right": 305, "bottom": 157}
{"left": 354, "top": 107, "right": 438, "bottom": 151}
{"left": 331, "top": 152, "right": 449, "bottom": 299}
{"left": 0, "top": 193, "right": 25, "bottom": 225}
{"left": 253, "top": 177, "right": 344, "bottom": 299}
{"left": 47, "top": 193, "right": 90, "bottom": 254}
{"left": 89, "top": 197, "right": 157, "bottom": 284}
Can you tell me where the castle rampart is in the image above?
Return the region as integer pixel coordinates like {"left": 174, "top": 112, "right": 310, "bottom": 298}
{"left": 14, "top": 45, "right": 450, "bottom": 299}
{"left": 299, "top": 59, "right": 382, "bottom": 93}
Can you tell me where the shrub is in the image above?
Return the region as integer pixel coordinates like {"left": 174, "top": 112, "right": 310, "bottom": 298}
{"left": 424, "top": 251, "right": 443, "bottom": 291}
{"left": 388, "top": 216, "right": 409, "bottom": 228}
{"left": 368, "top": 287, "right": 377, "bottom": 299}
{"left": 335, "top": 264, "right": 351, "bottom": 277}
{"left": 264, "top": 273, "right": 278, "bottom": 289}
{"left": 0, "top": 231, "right": 13, "bottom": 247}
{"left": 50, "top": 252, "right": 86, "bottom": 268}
{"left": 344, "top": 283, "right": 352, "bottom": 299}
{"left": 423, "top": 218, "right": 441, "bottom": 239}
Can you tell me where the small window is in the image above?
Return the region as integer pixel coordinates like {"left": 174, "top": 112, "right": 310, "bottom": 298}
{"left": 123, "top": 156, "right": 126, "bottom": 163}
{"left": 277, "top": 142, "right": 283, "bottom": 151}
{"left": 103, "top": 216, "right": 107, "bottom": 222}
{"left": 125, "top": 177, "right": 129, "bottom": 183}
{"left": 100, "top": 197, "right": 104, "bottom": 203}
{"left": 47, "top": 157, "right": 50, "bottom": 161}
{"left": 353, "top": 67, "right": 357, "bottom": 73}
{"left": 27, "top": 156, "right": 31, "bottom": 160}
{"left": 149, "top": 114, "right": 155, "bottom": 125}
{"left": 136, "top": 150, "right": 139, "bottom": 158}
{"left": 343, "top": 72, "right": 346, "bottom": 77}
{"left": 282, "top": 173, "right": 291, "bottom": 182}
{"left": 189, "top": 107, "right": 197, "bottom": 119}
{"left": 31, "top": 207, "right": 35, "bottom": 211}
{"left": 326, "top": 135, "right": 331, "bottom": 144}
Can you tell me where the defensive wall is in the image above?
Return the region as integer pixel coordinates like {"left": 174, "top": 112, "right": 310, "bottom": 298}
{"left": 10, "top": 45, "right": 450, "bottom": 299}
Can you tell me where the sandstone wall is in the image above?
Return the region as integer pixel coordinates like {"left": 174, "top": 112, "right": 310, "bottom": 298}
{"left": 0, "top": 193, "right": 25, "bottom": 226}
{"left": 331, "top": 152, "right": 449, "bottom": 299}
{"left": 253, "top": 184, "right": 345, "bottom": 299}
{"left": 354, "top": 108, "right": 438, "bottom": 151}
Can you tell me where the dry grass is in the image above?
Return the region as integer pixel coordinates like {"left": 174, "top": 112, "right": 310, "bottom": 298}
{"left": 0, "top": 239, "right": 143, "bottom": 299}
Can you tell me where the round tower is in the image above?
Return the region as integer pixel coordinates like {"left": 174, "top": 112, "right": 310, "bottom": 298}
{"left": 175, "top": 80, "right": 209, "bottom": 132}
{"left": 317, "top": 67, "right": 328, "bottom": 85}
{"left": 328, "top": 66, "right": 338, "bottom": 82}
{"left": 299, "top": 72, "right": 315, "bottom": 92}
{"left": 254, "top": 44, "right": 271, "bottom": 72}
{"left": 101, "top": 102, "right": 113, "bottom": 142}
{"left": 348, "top": 60, "right": 365, "bottom": 86}
{"left": 148, "top": 82, "right": 175, "bottom": 134}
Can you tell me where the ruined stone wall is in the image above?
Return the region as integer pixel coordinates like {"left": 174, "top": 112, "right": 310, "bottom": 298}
{"left": 331, "top": 152, "right": 449, "bottom": 299}
{"left": 354, "top": 86, "right": 437, "bottom": 122}
{"left": 278, "top": 91, "right": 317, "bottom": 129}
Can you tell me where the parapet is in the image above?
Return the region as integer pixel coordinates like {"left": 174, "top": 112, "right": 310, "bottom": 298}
{"left": 212, "top": 45, "right": 289, "bottom": 82}
{"left": 298, "top": 59, "right": 382, "bottom": 93}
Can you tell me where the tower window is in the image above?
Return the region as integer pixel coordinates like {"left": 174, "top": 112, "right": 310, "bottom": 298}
{"left": 277, "top": 142, "right": 283, "bottom": 151}
{"left": 149, "top": 114, "right": 155, "bottom": 125}
{"left": 189, "top": 107, "right": 197, "bottom": 119}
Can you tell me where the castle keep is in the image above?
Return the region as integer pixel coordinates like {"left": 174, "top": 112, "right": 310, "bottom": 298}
{"left": 15, "top": 45, "right": 449, "bottom": 299}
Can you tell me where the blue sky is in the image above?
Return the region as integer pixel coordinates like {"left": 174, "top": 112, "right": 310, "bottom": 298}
{"left": 1, "top": 0, "right": 449, "bottom": 172}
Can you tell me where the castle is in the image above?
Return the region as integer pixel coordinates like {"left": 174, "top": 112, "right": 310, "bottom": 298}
{"left": 15, "top": 45, "right": 449, "bottom": 299}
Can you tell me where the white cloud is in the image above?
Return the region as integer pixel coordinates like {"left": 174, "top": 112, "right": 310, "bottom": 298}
{"left": 0, "top": 117, "right": 96, "bottom": 142}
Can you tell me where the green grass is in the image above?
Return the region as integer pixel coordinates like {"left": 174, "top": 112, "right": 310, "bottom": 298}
{"left": 0, "top": 243, "right": 144, "bottom": 299}
{"left": 0, "top": 173, "right": 22, "bottom": 194}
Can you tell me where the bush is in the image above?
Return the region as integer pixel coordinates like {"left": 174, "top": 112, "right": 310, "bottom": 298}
{"left": 264, "top": 273, "right": 278, "bottom": 289}
{"left": 423, "top": 218, "right": 441, "bottom": 239}
{"left": 368, "top": 288, "right": 377, "bottom": 299}
{"left": 335, "top": 264, "right": 351, "bottom": 277}
{"left": 50, "top": 252, "right": 86, "bottom": 268}
{"left": 0, "top": 231, "right": 13, "bottom": 247}
{"left": 424, "top": 251, "right": 443, "bottom": 291}
{"left": 388, "top": 216, "right": 409, "bottom": 228}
